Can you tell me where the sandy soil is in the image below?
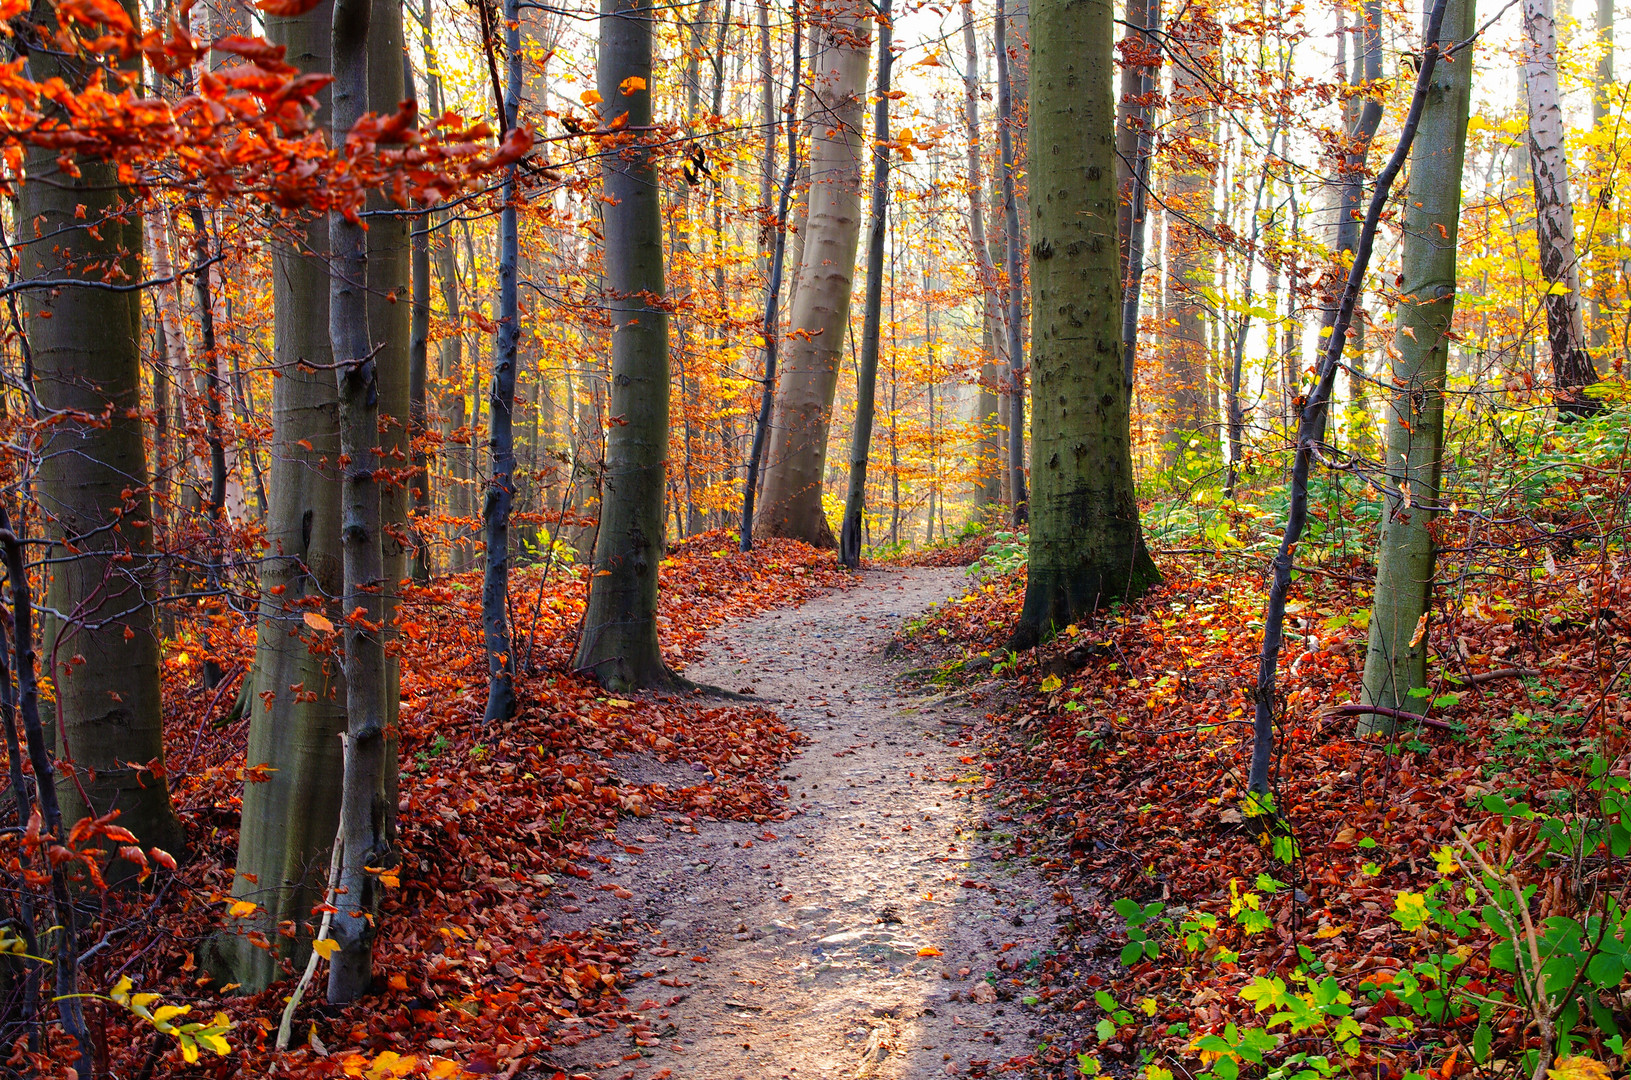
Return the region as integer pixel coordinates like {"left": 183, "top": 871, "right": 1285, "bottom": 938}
{"left": 539, "top": 567, "right": 1078, "bottom": 1080}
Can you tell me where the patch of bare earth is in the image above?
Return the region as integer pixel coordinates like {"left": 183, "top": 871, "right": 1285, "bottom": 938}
{"left": 539, "top": 567, "right": 1079, "bottom": 1080}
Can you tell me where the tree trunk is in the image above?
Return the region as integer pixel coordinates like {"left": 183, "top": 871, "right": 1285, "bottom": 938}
{"left": 1587, "top": 0, "right": 1612, "bottom": 351}
{"left": 222, "top": 0, "right": 346, "bottom": 993}
{"left": 996, "top": 0, "right": 1028, "bottom": 524}
{"left": 1360, "top": 0, "right": 1477, "bottom": 726}
{"left": 483, "top": 0, "right": 523, "bottom": 724}
{"left": 1116, "top": 0, "right": 1160, "bottom": 402}
{"left": 19, "top": 0, "right": 182, "bottom": 866}
{"left": 1161, "top": 1, "right": 1219, "bottom": 464}
{"left": 1009, "top": 0, "right": 1160, "bottom": 651}
{"left": 838, "top": 1, "right": 893, "bottom": 570}
{"left": 409, "top": 49, "right": 433, "bottom": 584}
{"left": 740, "top": 5, "right": 805, "bottom": 552}
{"left": 962, "top": 0, "right": 1003, "bottom": 513}
{"left": 1522, "top": 0, "right": 1601, "bottom": 413}
{"left": 573, "top": 0, "right": 671, "bottom": 689}
{"left": 753, "top": 0, "right": 873, "bottom": 547}
{"left": 327, "top": 0, "right": 391, "bottom": 1003}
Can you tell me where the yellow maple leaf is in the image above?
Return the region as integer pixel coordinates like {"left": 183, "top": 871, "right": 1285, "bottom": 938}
{"left": 311, "top": 937, "right": 338, "bottom": 961}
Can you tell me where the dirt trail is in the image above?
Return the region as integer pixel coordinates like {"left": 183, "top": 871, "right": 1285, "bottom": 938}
{"left": 543, "top": 567, "right": 1075, "bottom": 1080}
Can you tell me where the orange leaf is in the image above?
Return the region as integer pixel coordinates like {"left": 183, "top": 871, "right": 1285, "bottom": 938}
{"left": 255, "top": 0, "right": 323, "bottom": 16}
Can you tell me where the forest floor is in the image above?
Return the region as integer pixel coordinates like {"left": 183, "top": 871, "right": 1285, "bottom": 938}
{"left": 542, "top": 567, "right": 1081, "bottom": 1080}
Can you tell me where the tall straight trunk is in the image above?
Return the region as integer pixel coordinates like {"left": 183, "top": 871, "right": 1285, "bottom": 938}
{"left": 1222, "top": 121, "right": 1285, "bottom": 498}
{"left": 409, "top": 55, "right": 433, "bottom": 584}
{"left": 1116, "top": 0, "right": 1160, "bottom": 399}
{"left": 1587, "top": 0, "right": 1612, "bottom": 351}
{"left": 754, "top": 0, "right": 873, "bottom": 547}
{"left": 740, "top": 4, "right": 805, "bottom": 551}
{"left": 19, "top": 0, "right": 182, "bottom": 864}
{"left": 1246, "top": 0, "right": 1451, "bottom": 794}
{"left": 573, "top": 0, "right": 671, "bottom": 689}
{"left": 996, "top": 0, "right": 1028, "bottom": 523}
{"left": 962, "top": 0, "right": 1002, "bottom": 513}
{"left": 1162, "top": 0, "right": 1218, "bottom": 461}
{"left": 367, "top": 0, "right": 409, "bottom": 822}
{"left": 186, "top": 207, "right": 230, "bottom": 690}
{"left": 1010, "top": 0, "right": 1159, "bottom": 650}
{"left": 1522, "top": 0, "right": 1601, "bottom": 413}
{"left": 838, "top": 1, "right": 893, "bottom": 569}
{"left": 484, "top": 0, "right": 523, "bottom": 723}
{"left": 1333, "top": 0, "right": 1382, "bottom": 454}
{"left": 327, "top": 0, "right": 390, "bottom": 1004}
{"left": 223, "top": 0, "right": 345, "bottom": 993}
{"left": 1360, "top": 0, "right": 1477, "bottom": 724}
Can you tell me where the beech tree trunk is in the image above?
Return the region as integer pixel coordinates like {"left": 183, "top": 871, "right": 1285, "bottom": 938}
{"left": 19, "top": 0, "right": 182, "bottom": 866}
{"left": 1360, "top": 0, "right": 1477, "bottom": 726}
{"left": 996, "top": 0, "right": 1028, "bottom": 523}
{"left": 1587, "top": 0, "right": 1612, "bottom": 351}
{"left": 573, "top": 0, "right": 671, "bottom": 689}
{"left": 328, "top": 0, "right": 391, "bottom": 1003}
{"left": 1161, "top": 0, "right": 1219, "bottom": 462}
{"left": 1116, "top": 0, "right": 1160, "bottom": 400}
{"left": 483, "top": 0, "right": 523, "bottom": 723}
{"left": 1010, "top": 0, "right": 1159, "bottom": 651}
{"left": 838, "top": 1, "right": 893, "bottom": 569}
{"left": 223, "top": 0, "right": 345, "bottom": 992}
{"left": 961, "top": 1, "right": 1003, "bottom": 513}
{"left": 753, "top": 0, "right": 873, "bottom": 547}
{"left": 1522, "top": 0, "right": 1601, "bottom": 413}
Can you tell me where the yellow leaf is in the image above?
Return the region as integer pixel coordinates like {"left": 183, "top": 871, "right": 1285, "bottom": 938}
{"left": 110, "top": 975, "right": 134, "bottom": 1004}
{"left": 152, "top": 1004, "right": 192, "bottom": 1024}
{"left": 228, "top": 900, "right": 259, "bottom": 919}
{"left": 180, "top": 1037, "right": 200, "bottom": 1065}
{"left": 429, "top": 1060, "right": 460, "bottom": 1080}
{"left": 580, "top": 89, "right": 603, "bottom": 106}
{"left": 918, "top": 946, "right": 943, "bottom": 956}
{"left": 1140, "top": 997, "right": 1159, "bottom": 1016}
{"left": 1549, "top": 1059, "right": 1612, "bottom": 1080}
{"left": 1040, "top": 674, "right": 1063, "bottom": 693}
{"left": 197, "top": 1028, "right": 233, "bottom": 1057}
{"left": 619, "top": 75, "right": 646, "bottom": 95}
{"left": 311, "top": 937, "right": 339, "bottom": 961}
{"left": 303, "top": 611, "right": 335, "bottom": 633}
{"left": 1408, "top": 612, "right": 1429, "bottom": 649}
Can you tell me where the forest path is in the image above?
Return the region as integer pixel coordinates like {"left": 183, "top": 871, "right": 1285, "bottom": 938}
{"left": 544, "top": 567, "right": 1072, "bottom": 1080}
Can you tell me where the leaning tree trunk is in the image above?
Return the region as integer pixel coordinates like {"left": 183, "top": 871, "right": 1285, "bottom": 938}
{"left": 483, "top": 0, "right": 523, "bottom": 723}
{"left": 222, "top": 0, "right": 346, "bottom": 993}
{"left": 838, "top": 1, "right": 893, "bottom": 570}
{"left": 961, "top": 0, "right": 1003, "bottom": 513}
{"left": 753, "top": 0, "right": 873, "bottom": 547}
{"left": 573, "top": 0, "right": 672, "bottom": 689}
{"left": 995, "top": 0, "right": 1028, "bottom": 524}
{"left": 19, "top": 0, "right": 182, "bottom": 867}
{"left": 1360, "top": 0, "right": 1477, "bottom": 727}
{"left": 1009, "top": 0, "right": 1160, "bottom": 651}
{"left": 1522, "top": 0, "right": 1600, "bottom": 414}
{"left": 327, "top": 0, "right": 390, "bottom": 1004}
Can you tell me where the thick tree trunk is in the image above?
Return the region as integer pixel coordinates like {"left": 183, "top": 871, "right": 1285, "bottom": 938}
{"left": 223, "top": 0, "right": 345, "bottom": 993}
{"left": 1009, "top": 0, "right": 1159, "bottom": 651}
{"left": 19, "top": 0, "right": 182, "bottom": 866}
{"left": 753, "top": 0, "right": 873, "bottom": 547}
{"left": 573, "top": 0, "right": 671, "bottom": 689}
{"left": 996, "top": 0, "right": 1028, "bottom": 524}
{"left": 838, "top": 2, "right": 893, "bottom": 570}
{"left": 1360, "top": 0, "right": 1477, "bottom": 725}
{"left": 1522, "top": 0, "right": 1600, "bottom": 413}
{"left": 327, "top": 0, "right": 391, "bottom": 1003}
{"left": 483, "top": 0, "right": 523, "bottom": 724}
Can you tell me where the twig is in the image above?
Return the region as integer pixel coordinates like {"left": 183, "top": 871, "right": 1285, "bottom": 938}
{"left": 276, "top": 734, "right": 350, "bottom": 1052}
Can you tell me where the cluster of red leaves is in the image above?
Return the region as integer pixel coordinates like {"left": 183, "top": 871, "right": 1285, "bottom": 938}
{"left": 895, "top": 531, "right": 994, "bottom": 568}
{"left": 900, "top": 550, "right": 1631, "bottom": 1077}
{"left": 0, "top": 0, "right": 526, "bottom": 214}
{"left": 64, "top": 531, "right": 846, "bottom": 1080}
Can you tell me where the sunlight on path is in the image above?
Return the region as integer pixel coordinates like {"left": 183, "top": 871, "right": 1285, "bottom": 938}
{"left": 544, "top": 567, "right": 1075, "bottom": 1080}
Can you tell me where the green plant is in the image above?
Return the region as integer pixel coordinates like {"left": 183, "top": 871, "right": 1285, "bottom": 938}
{"left": 966, "top": 530, "right": 1028, "bottom": 580}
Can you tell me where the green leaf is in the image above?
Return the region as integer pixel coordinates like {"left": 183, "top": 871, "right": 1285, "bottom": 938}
{"left": 1472, "top": 1021, "right": 1492, "bottom": 1064}
{"left": 1113, "top": 897, "right": 1143, "bottom": 920}
{"left": 1096, "top": 1018, "right": 1116, "bottom": 1042}
{"left": 1431, "top": 694, "right": 1461, "bottom": 709}
{"left": 1095, "top": 990, "right": 1118, "bottom": 1012}
{"left": 1588, "top": 951, "right": 1624, "bottom": 990}
{"left": 1121, "top": 942, "right": 1146, "bottom": 966}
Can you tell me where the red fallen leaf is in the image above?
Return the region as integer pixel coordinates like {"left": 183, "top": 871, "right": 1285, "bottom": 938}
{"left": 254, "top": 0, "right": 322, "bottom": 16}
{"left": 689, "top": 955, "right": 709, "bottom": 963}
